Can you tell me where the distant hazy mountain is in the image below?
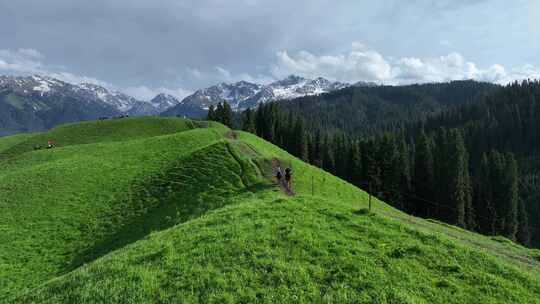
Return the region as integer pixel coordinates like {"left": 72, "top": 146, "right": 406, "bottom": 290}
{"left": 0, "top": 75, "right": 122, "bottom": 135}
{"left": 161, "top": 75, "right": 350, "bottom": 118}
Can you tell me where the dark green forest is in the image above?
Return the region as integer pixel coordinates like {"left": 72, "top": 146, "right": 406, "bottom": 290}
{"left": 208, "top": 80, "right": 540, "bottom": 248}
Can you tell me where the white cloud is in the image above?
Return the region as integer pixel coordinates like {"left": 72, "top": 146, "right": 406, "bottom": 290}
{"left": 270, "top": 43, "right": 540, "bottom": 85}
{"left": 271, "top": 47, "right": 392, "bottom": 83}
{"left": 0, "top": 49, "right": 45, "bottom": 74}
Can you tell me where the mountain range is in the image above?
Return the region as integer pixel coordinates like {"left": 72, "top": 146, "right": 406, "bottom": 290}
{"left": 162, "top": 75, "right": 349, "bottom": 117}
{"left": 0, "top": 74, "right": 351, "bottom": 135}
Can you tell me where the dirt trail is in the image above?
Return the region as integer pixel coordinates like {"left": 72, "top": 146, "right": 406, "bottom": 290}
{"left": 271, "top": 158, "right": 295, "bottom": 196}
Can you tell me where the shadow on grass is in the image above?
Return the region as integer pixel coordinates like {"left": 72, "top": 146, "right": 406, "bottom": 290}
{"left": 353, "top": 208, "right": 373, "bottom": 216}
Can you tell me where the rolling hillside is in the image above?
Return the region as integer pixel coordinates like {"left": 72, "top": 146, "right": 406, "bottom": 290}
{"left": 1, "top": 117, "right": 540, "bottom": 303}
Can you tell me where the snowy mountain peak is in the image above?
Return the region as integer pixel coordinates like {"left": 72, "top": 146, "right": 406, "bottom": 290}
{"left": 0, "top": 74, "right": 68, "bottom": 97}
{"left": 0, "top": 75, "right": 174, "bottom": 116}
{"left": 150, "top": 93, "right": 181, "bottom": 112}
{"left": 163, "top": 75, "right": 350, "bottom": 117}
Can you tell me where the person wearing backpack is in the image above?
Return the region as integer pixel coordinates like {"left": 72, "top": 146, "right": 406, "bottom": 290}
{"left": 285, "top": 168, "right": 292, "bottom": 189}
{"left": 276, "top": 166, "right": 283, "bottom": 185}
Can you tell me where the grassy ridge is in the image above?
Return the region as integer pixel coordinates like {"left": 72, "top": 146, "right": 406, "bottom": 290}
{"left": 1, "top": 118, "right": 540, "bottom": 303}
{"left": 0, "top": 117, "right": 211, "bottom": 161}
{"left": 0, "top": 121, "right": 228, "bottom": 295}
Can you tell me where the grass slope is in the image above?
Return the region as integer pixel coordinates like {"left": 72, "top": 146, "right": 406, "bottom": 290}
{"left": 0, "top": 133, "right": 34, "bottom": 153}
{"left": 0, "top": 117, "right": 224, "bottom": 161}
{"left": 1, "top": 118, "right": 540, "bottom": 303}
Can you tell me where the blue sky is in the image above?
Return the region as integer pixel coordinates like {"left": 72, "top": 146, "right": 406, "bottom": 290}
{"left": 1, "top": 0, "right": 539, "bottom": 100}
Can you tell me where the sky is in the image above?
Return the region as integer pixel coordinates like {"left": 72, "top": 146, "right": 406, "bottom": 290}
{"left": 1, "top": 0, "right": 539, "bottom": 100}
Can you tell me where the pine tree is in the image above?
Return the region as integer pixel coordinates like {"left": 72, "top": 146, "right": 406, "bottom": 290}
{"left": 503, "top": 153, "right": 519, "bottom": 240}
{"left": 396, "top": 139, "right": 412, "bottom": 210}
{"left": 433, "top": 128, "right": 450, "bottom": 219}
{"left": 475, "top": 153, "right": 496, "bottom": 235}
{"left": 221, "top": 101, "right": 233, "bottom": 128}
{"left": 207, "top": 105, "right": 216, "bottom": 121}
{"left": 255, "top": 104, "right": 265, "bottom": 138}
{"left": 293, "top": 118, "right": 309, "bottom": 161}
{"left": 412, "top": 131, "right": 435, "bottom": 216}
{"left": 446, "top": 129, "right": 472, "bottom": 228}
{"left": 378, "top": 134, "right": 400, "bottom": 207}
{"left": 517, "top": 199, "right": 531, "bottom": 246}
{"left": 490, "top": 151, "right": 519, "bottom": 240}
{"left": 321, "top": 137, "right": 335, "bottom": 174}
{"left": 215, "top": 103, "right": 225, "bottom": 124}
{"left": 242, "top": 108, "right": 256, "bottom": 133}
{"left": 362, "top": 140, "right": 382, "bottom": 198}
{"left": 333, "top": 134, "right": 348, "bottom": 179}
{"left": 311, "top": 130, "right": 322, "bottom": 168}
{"left": 347, "top": 141, "right": 362, "bottom": 187}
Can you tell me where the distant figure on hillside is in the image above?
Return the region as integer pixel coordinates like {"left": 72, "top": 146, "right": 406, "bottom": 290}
{"left": 47, "top": 140, "right": 56, "bottom": 149}
{"left": 276, "top": 166, "right": 283, "bottom": 184}
{"left": 285, "top": 168, "right": 292, "bottom": 189}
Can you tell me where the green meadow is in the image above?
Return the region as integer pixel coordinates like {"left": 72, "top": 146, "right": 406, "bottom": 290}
{"left": 1, "top": 117, "right": 539, "bottom": 303}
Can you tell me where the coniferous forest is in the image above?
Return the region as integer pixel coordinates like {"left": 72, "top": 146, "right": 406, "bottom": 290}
{"left": 221, "top": 80, "right": 540, "bottom": 248}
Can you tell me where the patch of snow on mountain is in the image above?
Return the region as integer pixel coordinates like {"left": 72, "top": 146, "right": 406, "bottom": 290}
{"left": 33, "top": 82, "right": 51, "bottom": 95}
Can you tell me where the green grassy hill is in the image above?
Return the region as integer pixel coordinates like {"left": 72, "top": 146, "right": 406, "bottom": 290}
{"left": 1, "top": 117, "right": 540, "bottom": 303}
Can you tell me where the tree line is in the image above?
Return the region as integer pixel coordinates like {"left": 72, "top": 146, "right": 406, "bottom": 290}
{"left": 236, "top": 102, "right": 530, "bottom": 245}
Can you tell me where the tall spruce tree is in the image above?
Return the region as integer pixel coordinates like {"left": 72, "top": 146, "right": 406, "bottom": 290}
{"left": 347, "top": 141, "right": 362, "bottom": 187}
{"left": 242, "top": 108, "right": 256, "bottom": 133}
{"left": 293, "top": 118, "right": 308, "bottom": 161}
{"left": 413, "top": 131, "right": 435, "bottom": 216}
{"left": 517, "top": 199, "right": 531, "bottom": 246}
{"left": 490, "top": 151, "right": 520, "bottom": 240}
{"left": 502, "top": 153, "right": 520, "bottom": 240}
{"left": 207, "top": 105, "right": 216, "bottom": 121}
{"left": 475, "top": 153, "right": 496, "bottom": 235}
{"left": 396, "top": 138, "right": 412, "bottom": 210}
{"left": 446, "top": 129, "right": 472, "bottom": 228}
{"left": 221, "top": 102, "right": 233, "bottom": 128}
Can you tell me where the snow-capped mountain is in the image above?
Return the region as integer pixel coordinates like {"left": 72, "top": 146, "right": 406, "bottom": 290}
{"left": 0, "top": 74, "right": 183, "bottom": 135}
{"left": 0, "top": 75, "right": 122, "bottom": 135}
{"left": 1, "top": 75, "right": 72, "bottom": 98}
{"left": 77, "top": 83, "right": 141, "bottom": 113}
{"left": 162, "top": 75, "right": 349, "bottom": 117}
{"left": 0, "top": 75, "right": 176, "bottom": 117}
{"left": 150, "top": 93, "right": 182, "bottom": 113}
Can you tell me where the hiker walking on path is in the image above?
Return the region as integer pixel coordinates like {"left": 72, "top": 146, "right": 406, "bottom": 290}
{"left": 285, "top": 168, "right": 292, "bottom": 190}
{"left": 276, "top": 166, "right": 283, "bottom": 185}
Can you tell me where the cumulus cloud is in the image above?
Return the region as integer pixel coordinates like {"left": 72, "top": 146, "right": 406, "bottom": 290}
{"left": 271, "top": 46, "right": 392, "bottom": 83}
{"left": 270, "top": 43, "right": 540, "bottom": 85}
{"left": 0, "top": 49, "right": 46, "bottom": 74}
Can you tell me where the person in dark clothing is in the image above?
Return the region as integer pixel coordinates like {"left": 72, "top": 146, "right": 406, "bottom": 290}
{"left": 285, "top": 168, "right": 292, "bottom": 189}
{"left": 276, "top": 166, "right": 283, "bottom": 184}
